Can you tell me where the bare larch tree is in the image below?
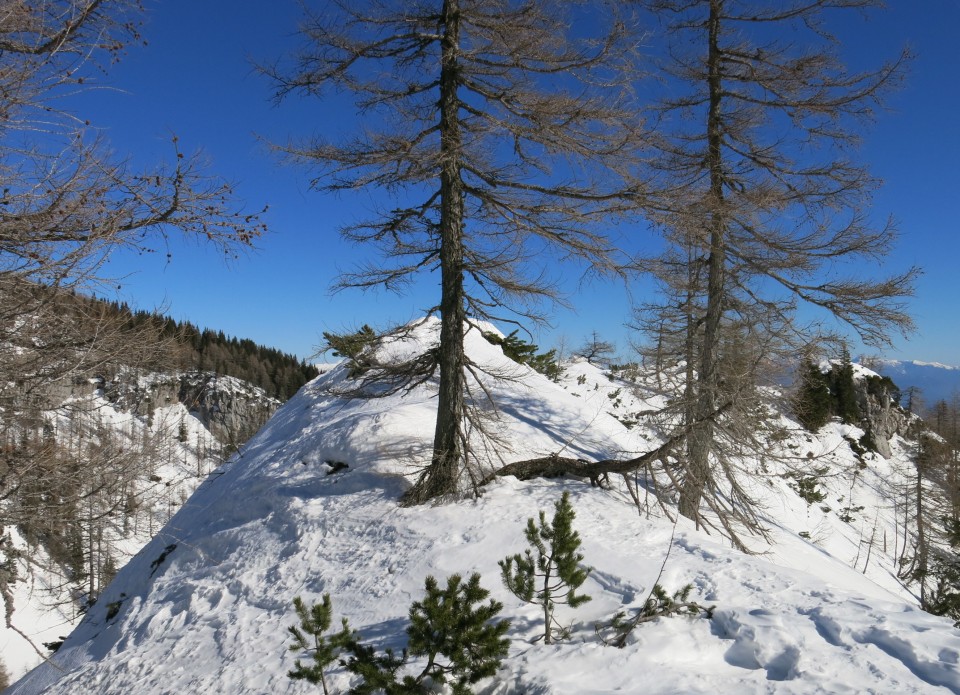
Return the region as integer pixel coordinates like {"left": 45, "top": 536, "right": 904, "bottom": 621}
{"left": 0, "top": 0, "right": 265, "bottom": 406}
{"left": 629, "top": 0, "right": 918, "bottom": 542}
{"left": 268, "top": 0, "right": 640, "bottom": 504}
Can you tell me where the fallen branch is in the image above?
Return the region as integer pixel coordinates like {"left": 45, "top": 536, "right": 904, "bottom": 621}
{"left": 482, "top": 435, "right": 680, "bottom": 486}
{"left": 484, "top": 401, "right": 736, "bottom": 487}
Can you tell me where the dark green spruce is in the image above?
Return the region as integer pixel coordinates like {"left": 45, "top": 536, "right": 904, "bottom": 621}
{"left": 289, "top": 574, "right": 508, "bottom": 695}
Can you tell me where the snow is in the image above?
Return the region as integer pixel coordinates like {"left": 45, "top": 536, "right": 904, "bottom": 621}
{"left": 8, "top": 318, "right": 960, "bottom": 694}
{"left": 876, "top": 359, "right": 960, "bottom": 372}
{"left": 1, "top": 374, "right": 261, "bottom": 681}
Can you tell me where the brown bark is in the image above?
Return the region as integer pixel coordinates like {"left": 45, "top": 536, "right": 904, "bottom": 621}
{"left": 404, "top": 0, "right": 466, "bottom": 505}
{"left": 482, "top": 437, "right": 679, "bottom": 487}
{"left": 680, "top": 0, "right": 726, "bottom": 523}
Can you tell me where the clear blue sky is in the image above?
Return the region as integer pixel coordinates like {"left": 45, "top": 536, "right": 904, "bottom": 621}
{"left": 84, "top": 1, "right": 959, "bottom": 365}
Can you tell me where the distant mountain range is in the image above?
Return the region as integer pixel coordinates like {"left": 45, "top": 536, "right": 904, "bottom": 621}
{"left": 863, "top": 358, "right": 960, "bottom": 407}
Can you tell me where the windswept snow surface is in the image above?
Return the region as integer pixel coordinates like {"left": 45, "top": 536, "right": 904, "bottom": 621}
{"left": 10, "top": 320, "right": 960, "bottom": 694}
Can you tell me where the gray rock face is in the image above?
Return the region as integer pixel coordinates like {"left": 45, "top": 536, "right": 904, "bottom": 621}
{"left": 101, "top": 370, "right": 280, "bottom": 444}
{"left": 175, "top": 373, "right": 279, "bottom": 442}
{"left": 856, "top": 378, "right": 910, "bottom": 459}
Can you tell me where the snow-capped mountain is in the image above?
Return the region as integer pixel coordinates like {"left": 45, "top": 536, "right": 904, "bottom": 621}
{"left": 867, "top": 358, "right": 960, "bottom": 407}
{"left": 8, "top": 319, "right": 960, "bottom": 694}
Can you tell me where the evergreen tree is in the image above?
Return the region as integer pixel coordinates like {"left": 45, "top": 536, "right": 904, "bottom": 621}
{"left": 323, "top": 325, "right": 378, "bottom": 361}
{"left": 290, "top": 575, "right": 508, "bottom": 695}
{"left": 484, "top": 330, "right": 538, "bottom": 365}
{"left": 527, "top": 350, "right": 564, "bottom": 383}
{"left": 323, "top": 325, "right": 379, "bottom": 376}
{"left": 794, "top": 358, "right": 833, "bottom": 432}
{"left": 500, "top": 492, "right": 591, "bottom": 644}
{"left": 601, "top": 583, "right": 712, "bottom": 648}
{"left": 832, "top": 345, "right": 860, "bottom": 425}
{"left": 483, "top": 331, "right": 563, "bottom": 382}
{"left": 287, "top": 594, "right": 356, "bottom": 695}
{"left": 404, "top": 573, "right": 510, "bottom": 695}
{"left": 340, "top": 641, "right": 408, "bottom": 695}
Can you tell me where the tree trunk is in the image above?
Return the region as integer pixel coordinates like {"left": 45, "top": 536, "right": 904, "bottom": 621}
{"left": 916, "top": 443, "right": 929, "bottom": 606}
{"left": 680, "top": 0, "right": 725, "bottom": 524}
{"left": 405, "top": 0, "right": 466, "bottom": 504}
{"left": 542, "top": 565, "right": 553, "bottom": 645}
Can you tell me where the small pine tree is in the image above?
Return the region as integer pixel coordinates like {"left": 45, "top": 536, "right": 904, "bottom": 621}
{"left": 832, "top": 345, "right": 860, "bottom": 425}
{"left": 500, "top": 491, "right": 591, "bottom": 644}
{"left": 405, "top": 573, "right": 510, "bottom": 694}
{"left": 600, "top": 583, "right": 712, "bottom": 648}
{"left": 340, "top": 641, "right": 407, "bottom": 695}
{"left": 287, "top": 594, "right": 356, "bottom": 695}
{"left": 483, "top": 331, "right": 564, "bottom": 382}
{"left": 323, "top": 325, "right": 378, "bottom": 375}
{"left": 528, "top": 349, "right": 564, "bottom": 382}
{"left": 295, "top": 575, "right": 509, "bottom": 695}
{"left": 484, "top": 330, "right": 538, "bottom": 364}
{"left": 324, "top": 325, "right": 377, "bottom": 359}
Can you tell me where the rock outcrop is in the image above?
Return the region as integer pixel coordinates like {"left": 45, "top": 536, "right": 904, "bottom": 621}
{"left": 856, "top": 373, "right": 911, "bottom": 459}
{"left": 100, "top": 370, "right": 281, "bottom": 443}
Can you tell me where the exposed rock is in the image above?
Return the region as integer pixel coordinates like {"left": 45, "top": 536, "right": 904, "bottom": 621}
{"left": 101, "top": 370, "right": 281, "bottom": 444}
{"left": 856, "top": 374, "right": 910, "bottom": 459}
{"left": 176, "top": 372, "right": 279, "bottom": 442}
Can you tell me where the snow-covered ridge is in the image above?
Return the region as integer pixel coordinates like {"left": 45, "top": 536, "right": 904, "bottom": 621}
{"left": 875, "top": 359, "right": 960, "bottom": 372}
{"left": 8, "top": 321, "right": 960, "bottom": 694}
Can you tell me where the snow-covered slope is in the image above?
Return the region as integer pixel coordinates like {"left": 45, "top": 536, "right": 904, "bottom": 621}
{"left": 9, "top": 320, "right": 960, "bottom": 694}
{"left": 0, "top": 372, "right": 279, "bottom": 683}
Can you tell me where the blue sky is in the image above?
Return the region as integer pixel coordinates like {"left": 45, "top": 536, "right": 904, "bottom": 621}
{"left": 84, "top": 1, "right": 959, "bottom": 365}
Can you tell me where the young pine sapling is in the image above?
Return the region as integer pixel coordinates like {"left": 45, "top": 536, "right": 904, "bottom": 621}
{"left": 290, "top": 574, "right": 509, "bottom": 695}
{"left": 500, "top": 491, "right": 591, "bottom": 644}
{"left": 287, "top": 593, "right": 356, "bottom": 695}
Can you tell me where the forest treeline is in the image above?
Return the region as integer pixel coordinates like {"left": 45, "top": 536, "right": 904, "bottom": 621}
{"left": 93, "top": 295, "right": 319, "bottom": 401}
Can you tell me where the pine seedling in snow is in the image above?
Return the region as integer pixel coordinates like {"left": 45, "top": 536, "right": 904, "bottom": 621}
{"left": 340, "top": 640, "right": 407, "bottom": 694}
{"left": 600, "top": 583, "right": 713, "bottom": 648}
{"left": 287, "top": 593, "right": 355, "bottom": 694}
{"left": 337, "top": 573, "right": 508, "bottom": 695}
{"left": 500, "top": 491, "right": 591, "bottom": 644}
{"left": 405, "top": 573, "right": 510, "bottom": 694}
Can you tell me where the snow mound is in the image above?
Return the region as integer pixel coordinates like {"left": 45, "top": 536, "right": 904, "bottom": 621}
{"left": 9, "top": 320, "right": 960, "bottom": 694}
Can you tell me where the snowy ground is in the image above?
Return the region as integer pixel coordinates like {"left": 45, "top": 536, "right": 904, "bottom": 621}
{"left": 8, "top": 319, "right": 960, "bottom": 693}
{"left": 2, "top": 390, "right": 226, "bottom": 681}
